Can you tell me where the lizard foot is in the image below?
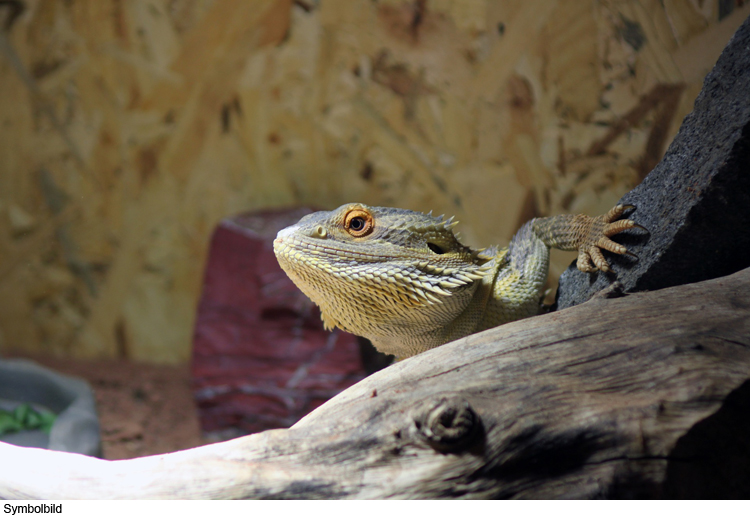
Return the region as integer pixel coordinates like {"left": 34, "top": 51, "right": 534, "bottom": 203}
{"left": 576, "top": 204, "right": 642, "bottom": 274}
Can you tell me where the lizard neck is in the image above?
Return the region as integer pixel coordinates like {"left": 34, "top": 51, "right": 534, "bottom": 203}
{"left": 369, "top": 254, "right": 506, "bottom": 358}
{"left": 345, "top": 279, "right": 484, "bottom": 359}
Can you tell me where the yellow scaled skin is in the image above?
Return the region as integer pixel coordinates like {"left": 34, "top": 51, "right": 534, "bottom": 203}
{"left": 273, "top": 203, "right": 637, "bottom": 359}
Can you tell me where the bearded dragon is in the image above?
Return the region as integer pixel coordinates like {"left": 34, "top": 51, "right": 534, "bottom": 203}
{"left": 273, "top": 203, "right": 639, "bottom": 359}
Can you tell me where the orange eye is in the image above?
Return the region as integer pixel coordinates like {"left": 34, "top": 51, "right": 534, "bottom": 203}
{"left": 343, "top": 209, "right": 374, "bottom": 237}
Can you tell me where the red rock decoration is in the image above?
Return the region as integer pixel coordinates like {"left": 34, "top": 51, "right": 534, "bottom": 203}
{"left": 191, "top": 208, "right": 365, "bottom": 435}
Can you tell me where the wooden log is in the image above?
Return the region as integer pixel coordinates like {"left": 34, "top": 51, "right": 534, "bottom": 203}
{"left": 1, "top": 268, "right": 748, "bottom": 499}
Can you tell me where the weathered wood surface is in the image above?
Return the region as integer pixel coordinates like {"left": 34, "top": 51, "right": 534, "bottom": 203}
{"left": 2, "top": 268, "right": 749, "bottom": 499}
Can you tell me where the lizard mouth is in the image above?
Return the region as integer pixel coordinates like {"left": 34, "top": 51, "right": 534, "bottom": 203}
{"left": 274, "top": 226, "right": 408, "bottom": 264}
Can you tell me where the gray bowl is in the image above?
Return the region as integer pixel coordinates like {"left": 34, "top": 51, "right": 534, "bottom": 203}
{"left": 0, "top": 358, "right": 101, "bottom": 457}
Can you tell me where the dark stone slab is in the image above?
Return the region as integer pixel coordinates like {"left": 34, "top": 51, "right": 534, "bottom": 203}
{"left": 556, "top": 14, "right": 750, "bottom": 309}
{"left": 191, "top": 208, "right": 366, "bottom": 435}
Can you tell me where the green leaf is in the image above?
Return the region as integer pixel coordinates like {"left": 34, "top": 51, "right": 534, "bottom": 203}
{"left": 0, "top": 411, "right": 22, "bottom": 435}
{"left": 0, "top": 404, "right": 57, "bottom": 435}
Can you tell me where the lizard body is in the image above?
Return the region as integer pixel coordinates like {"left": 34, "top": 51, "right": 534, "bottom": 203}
{"left": 273, "top": 203, "right": 638, "bottom": 359}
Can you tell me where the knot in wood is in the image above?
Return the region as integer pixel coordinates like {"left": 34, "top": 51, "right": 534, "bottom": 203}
{"left": 414, "top": 396, "right": 481, "bottom": 453}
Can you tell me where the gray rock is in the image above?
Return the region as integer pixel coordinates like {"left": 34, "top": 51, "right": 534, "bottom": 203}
{"left": 556, "top": 14, "right": 750, "bottom": 309}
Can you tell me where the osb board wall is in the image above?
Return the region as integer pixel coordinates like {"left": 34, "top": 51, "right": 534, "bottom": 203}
{"left": 0, "top": 0, "right": 748, "bottom": 364}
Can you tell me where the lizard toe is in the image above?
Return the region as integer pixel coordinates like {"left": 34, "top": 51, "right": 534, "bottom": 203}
{"left": 576, "top": 249, "right": 597, "bottom": 273}
{"left": 602, "top": 204, "right": 635, "bottom": 223}
{"left": 588, "top": 246, "right": 612, "bottom": 273}
{"left": 603, "top": 219, "right": 637, "bottom": 237}
{"left": 597, "top": 236, "right": 627, "bottom": 255}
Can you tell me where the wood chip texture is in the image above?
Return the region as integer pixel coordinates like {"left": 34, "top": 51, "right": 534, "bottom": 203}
{"left": 0, "top": 1, "right": 748, "bottom": 362}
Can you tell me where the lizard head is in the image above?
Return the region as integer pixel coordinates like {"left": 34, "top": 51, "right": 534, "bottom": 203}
{"left": 273, "top": 203, "right": 492, "bottom": 357}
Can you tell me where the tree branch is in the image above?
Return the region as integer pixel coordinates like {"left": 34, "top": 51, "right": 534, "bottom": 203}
{"left": 2, "top": 268, "right": 748, "bottom": 499}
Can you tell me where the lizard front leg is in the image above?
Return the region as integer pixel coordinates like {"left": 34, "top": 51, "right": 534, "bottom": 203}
{"left": 479, "top": 204, "right": 640, "bottom": 332}
{"left": 531, "top": 204, "right": 640, "bottom": 273}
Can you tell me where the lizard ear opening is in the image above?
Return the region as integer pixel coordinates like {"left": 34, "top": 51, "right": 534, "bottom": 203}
{"left": 427, "top": 243, "right": 445, "bottom": 254}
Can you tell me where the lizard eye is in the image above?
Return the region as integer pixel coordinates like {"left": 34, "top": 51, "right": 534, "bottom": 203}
{"left": 343, "top": 209, "right": 374, "bottom": 237}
